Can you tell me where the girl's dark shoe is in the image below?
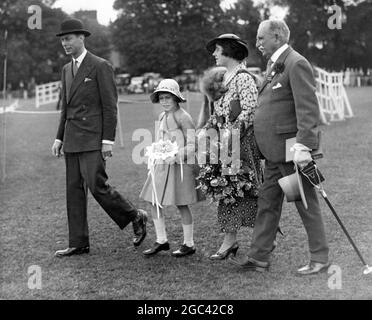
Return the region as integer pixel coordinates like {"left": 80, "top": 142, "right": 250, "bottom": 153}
{"left": 171, "top": 244, "right": 196, "bottom": 257}
{"left": 143, "top": 242, "right": 170, "bottom": 256}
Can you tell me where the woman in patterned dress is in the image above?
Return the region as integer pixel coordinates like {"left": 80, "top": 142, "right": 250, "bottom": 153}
{"left": 202, "top": 34, "right": 263, "bottom": 260}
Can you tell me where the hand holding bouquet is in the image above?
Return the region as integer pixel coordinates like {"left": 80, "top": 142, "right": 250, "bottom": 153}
{"left": 145, "top": 139, "right": 183, "bottom": 217}
{"left": 145, "top": 139, "right": 179, "bottom": 162}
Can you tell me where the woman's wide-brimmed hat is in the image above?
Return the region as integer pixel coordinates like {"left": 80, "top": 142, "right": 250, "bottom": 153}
{"left": 206, "top": 33, "right": 249, "bottom": 58}
{"left": 150, "top": 79, "right": 186, "bottom": 103}
{"left": 56, "top": 18, "right": 91, "bottom": 37}
{"left": 278, "top": 165, "right": 308, "bottom": 209}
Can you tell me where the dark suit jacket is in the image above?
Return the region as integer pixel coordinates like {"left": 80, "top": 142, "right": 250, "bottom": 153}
{"left": 254, "top": 46, "right": 320, "bottom": 163}
{"left": 56, "top": 51, "right": 118, "bottom": 152}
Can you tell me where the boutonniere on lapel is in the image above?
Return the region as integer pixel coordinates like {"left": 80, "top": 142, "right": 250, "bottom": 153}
{"left": 267, "top": 62, "right": 285, "bottom": 82}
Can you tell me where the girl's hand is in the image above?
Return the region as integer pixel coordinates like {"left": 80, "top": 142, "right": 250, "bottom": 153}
{"left": 164, "top": 155, "right": 177, "bottom": 165}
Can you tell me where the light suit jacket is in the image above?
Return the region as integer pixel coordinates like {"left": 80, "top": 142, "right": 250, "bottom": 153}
{"left": 253, "top": 46, "right": 320, "bottom": 163}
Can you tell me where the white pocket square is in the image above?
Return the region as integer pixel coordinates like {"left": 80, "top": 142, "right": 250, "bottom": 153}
{"left": 272, "top": 83, "right": 282, "bottom": 90}
{"left": 84, "top": 77, "right": 92, "bottom": 82}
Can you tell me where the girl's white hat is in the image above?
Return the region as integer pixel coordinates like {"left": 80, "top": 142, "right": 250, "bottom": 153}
{"left": 150, "top": 79, "right": 186, "bottom": 103}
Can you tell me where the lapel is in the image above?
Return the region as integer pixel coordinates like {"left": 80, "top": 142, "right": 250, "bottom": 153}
{"left": 259, "top": 46, "right": 293, "bottom": 94}
{"left": 65, "top": 62, "right": 73, "bottom": 101}
{"left": 68, "top": 51, "right": 94, "bottom": 103}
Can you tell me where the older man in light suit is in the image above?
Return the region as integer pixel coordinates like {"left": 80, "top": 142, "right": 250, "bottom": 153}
{"left": 230, "top": 20, "right": 329, "bottom": 275}
{"left": 51, "top": 19, "right": 147, "bottom": 257}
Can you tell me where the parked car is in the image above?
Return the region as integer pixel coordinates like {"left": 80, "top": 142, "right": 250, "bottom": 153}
{"left": 128, "top": 76, "right": 145, "bottom": 93}
{"left": 115, "top": 73, "right": 131, "bottom": 94}
{"left": 175, "top": 69, "right": 200, "bottom": 91}
{"left": 142, "top": 72, "right": 162, "bottom": 93}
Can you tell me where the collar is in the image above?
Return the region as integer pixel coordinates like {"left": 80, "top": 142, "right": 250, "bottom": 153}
{"left": 223, "top": 62, "right": 246, "bottom": 86}
{"left": 270, "top": 43, "right": 289, "bottom": 64}
{"left": 73, "top": 48, "right": 87, "bottom": 66}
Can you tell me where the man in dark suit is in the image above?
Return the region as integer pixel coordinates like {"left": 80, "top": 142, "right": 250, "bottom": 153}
{"left": 230, "top": 19, "right": 329, "bottom": 275}
{"left": 51, "top": 19, "right": 147, "bottom": 257}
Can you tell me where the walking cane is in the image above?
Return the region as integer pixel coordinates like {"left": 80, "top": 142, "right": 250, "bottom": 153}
{"left": 300, "top": 161, "right": 372, "bottom": 275}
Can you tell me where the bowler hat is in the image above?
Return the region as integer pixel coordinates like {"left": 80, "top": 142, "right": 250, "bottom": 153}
{"left": 278, "top": 165, "right": 308, "bottom": 209}
{"left": 56, "top": 18, "right": 91, "bottom": 37}
{"left": 150, "top": 79, "right": 186, "bottom": 103}
{"left": 206, "top": 33, "right": 249, "bottom": 58}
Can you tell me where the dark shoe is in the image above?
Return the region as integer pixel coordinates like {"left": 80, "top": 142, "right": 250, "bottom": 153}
{"left": 297, "top": 261, "right": 330, "bottom": 276}
{"left": 171, "top": 244, "right": 196, "bottom": 257}
{"left": 209, "top": 242, "right": 239, "bottom": 260}
{"left": 132, "top": 209, "right": 148, "bottom": 247}
{"left": 55, "top": 246, "right": 90, "bottom": 257}
{"left": 143, "top": 242, "right": 170, "bottom": 256}
{"left": 229, "top": 256, "right": 269, "bottom": 272}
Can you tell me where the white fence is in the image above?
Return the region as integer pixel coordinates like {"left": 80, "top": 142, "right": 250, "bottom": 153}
{"left": 0, "top": 100, "right": 19, "bottom": 114}
{"left": 34, "top": 71, "right": 353, "bottom": 126}
{"left": 35, "top": 81, "right": 61, "bottom": 108}
{"left": 315, "top": 67, "right": 353, "bottom": 124}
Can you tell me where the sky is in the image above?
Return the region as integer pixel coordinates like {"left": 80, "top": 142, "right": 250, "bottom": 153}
{"left": 54, "top": 0, "right": 117, "bottom": 25}
{"left": 53, "top": 0, "right": 286, "bottom": 26}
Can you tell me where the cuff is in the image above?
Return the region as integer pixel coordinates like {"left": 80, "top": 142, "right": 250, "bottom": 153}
{"left": 102, "top": 140, "right": 114, "bottom": 145}
{"left": 55, "top": 139, "right": 62, "bottom": 144}
{"left": 290, "top": 143, "right": 311, "bottom": 152}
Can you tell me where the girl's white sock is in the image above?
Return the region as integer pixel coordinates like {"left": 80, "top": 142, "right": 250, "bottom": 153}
{"left": 153, "top": 217, "right": 168, "bottom": 244}
{"left": 182, "top": 223, "right": 194, "bottom": 247}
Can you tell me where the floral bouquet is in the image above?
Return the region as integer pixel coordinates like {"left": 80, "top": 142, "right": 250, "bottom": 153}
{"left": 196, "top": 120, "right": 257, "bottom": 205}
{"left": 145, "top": 139, "right": 179, "bottom": 162}
{"left": 145, "top": 139, "right": 183, "bottom": 217}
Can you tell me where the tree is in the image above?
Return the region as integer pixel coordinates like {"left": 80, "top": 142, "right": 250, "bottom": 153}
{"left": 111, "top": 0, "right": 235, "bottom": 76}
{"left": 1, "top": 0, "right": 68, "bottom": 90}
{"left": 340, "top": 1, "right": 372, "bottom": 70}
{"left": 0, "top": 0, "right": 114, "bottom": 91}
{"left": 224, "top": 0, "right": 263, "bottom": 68}
{"left": 74, "top": 11, "right": 112, "bottom": 61}
{"left": 272, "top": 0, "right": 372, "bottom": 70}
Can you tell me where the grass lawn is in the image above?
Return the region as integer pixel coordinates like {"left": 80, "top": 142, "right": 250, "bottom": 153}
{"left": 0, "top": 88, "right": 372, "bottom": 300}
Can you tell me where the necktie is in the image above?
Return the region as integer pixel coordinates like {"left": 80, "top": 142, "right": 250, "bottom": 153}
{"left": 72, "top": 60, "right": 78, "bottom": 78}
{"left": 266, "top": 58, "right": 273, "bottom": 76}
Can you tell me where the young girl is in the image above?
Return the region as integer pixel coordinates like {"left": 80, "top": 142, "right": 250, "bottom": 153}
{"left": 140, "top": 79, "right": 203, "bottom": 257}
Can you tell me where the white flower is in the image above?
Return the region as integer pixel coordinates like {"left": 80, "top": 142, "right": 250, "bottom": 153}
{"left": 145, "top": 139, "right": 179, "bottom": 161}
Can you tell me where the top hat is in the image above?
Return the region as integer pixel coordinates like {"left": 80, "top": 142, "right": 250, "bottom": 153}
{"left": 150, "top": 79, "right": 186, "bottom": 103}
{"left": 278, "top": 164, "right": 308, "bottom": 209}
{"left": 206, "top": 33, "right": 249, "bottom": 58}
{"left": 56, "top": 18, "right": 91, "bottom": 37}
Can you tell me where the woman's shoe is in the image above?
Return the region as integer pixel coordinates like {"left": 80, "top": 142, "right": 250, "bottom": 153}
{"left": 143, "top": 242, "right": 170, "bottom": 256}
{"left": 209, "top": 243, "right": 239, "bottom": 260}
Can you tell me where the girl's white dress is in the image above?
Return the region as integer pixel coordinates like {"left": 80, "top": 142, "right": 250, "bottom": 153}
{"left": 140, "top": 107, "right": 204, "bottom": 206}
